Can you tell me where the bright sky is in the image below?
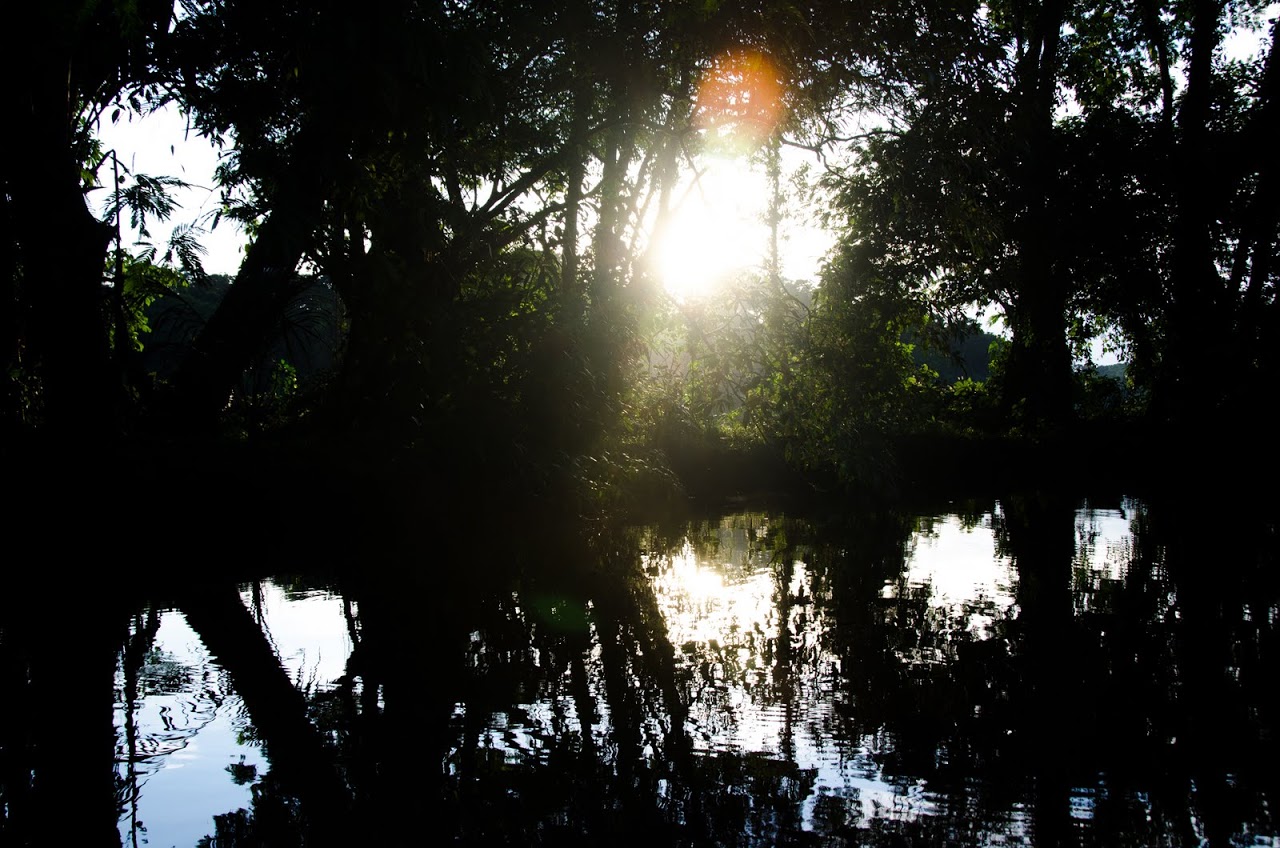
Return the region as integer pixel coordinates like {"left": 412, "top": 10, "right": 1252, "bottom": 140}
{"left": 94, "top": 105, "right": 1129, "bottom": 366}
{"left": 94, "top": 109, "right": 1124, "bottom": 365}
{"left": 90, "top": 9, "right": 1275, "bottom": 367}
{"left": 93, "top": 103, "right": 837, "bottom": 288}
{"left": 651, "top": 150, "right": 836, "bottom": 300}
{"left": 93, "top": 106, "right": 246, "bottom": 275}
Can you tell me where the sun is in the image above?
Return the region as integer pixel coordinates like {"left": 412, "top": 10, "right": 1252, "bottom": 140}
{"left": 648, "top": 47, "right": 788, "bottom": 303}
{"left": 651, "top": 159, "right": 771, "bottom": 302}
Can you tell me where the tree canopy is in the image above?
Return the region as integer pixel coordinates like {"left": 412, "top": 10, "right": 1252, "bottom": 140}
{"left": 3, "top": 0, "right": 1276, "bottom": 496}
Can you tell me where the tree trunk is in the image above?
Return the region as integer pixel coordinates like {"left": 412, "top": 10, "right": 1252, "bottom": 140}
{"left": 180, "top": 583, "right": 352, "bottom": 838}
{"left": 9, "top": 48, "right": 119, "bottom": 438}
{"left": 1165, "top": 0, "right": 1227, "bottom": 426}
{"left": 1228, "top": 23, "right": 1280, "bottom": 396}
{"left": 166, "top": 126, "right": 330, "bottom": 431}
{"left": 561, "top": 72, "right": 592, "bottom": 321}
{"left": 1004, "top": 0, "right": 1075, "bottom": 429}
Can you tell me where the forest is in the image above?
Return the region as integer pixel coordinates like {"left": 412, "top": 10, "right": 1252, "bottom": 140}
{"left": 5, "top": 5, "right": 1280, "bottom": 845}
{"left": 3, "top": 0, "right": 1278, "bottom": 514}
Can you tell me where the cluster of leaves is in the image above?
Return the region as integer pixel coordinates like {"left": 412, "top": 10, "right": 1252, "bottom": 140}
{"left": 808, "top": 0, "right": 1278, "bottom": 441}
{"left": 10, "top": 0, "right": 1275, "bottom": 505}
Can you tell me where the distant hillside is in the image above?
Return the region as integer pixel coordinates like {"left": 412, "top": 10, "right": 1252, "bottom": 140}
{"left": 142, "top": 273, "right": 344, "bottom": 387}
{"left": 1096, "top": 362, "right": 1128, "bottom": 381}
{"left": 912, "top": 325, "right": 1130, "bottom": 386}
{"left": 910, "top": 323, "right": 1000, "bottom": 384}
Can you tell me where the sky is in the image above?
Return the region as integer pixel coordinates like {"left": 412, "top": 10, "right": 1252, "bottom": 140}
{"left": 91, "top": 109, "right": 1121, "bottom": 364}
{"left": 93, "top": 99, "right": 1140, "bottom": 364}
{"left": 93, "top": 106, "right": 246, "bottom": 275}
{"left": 89, "top": 10, "right": 1277, "bottom": 372}
{"left": 93, "top": 103, "right": 837, "bottom": 285}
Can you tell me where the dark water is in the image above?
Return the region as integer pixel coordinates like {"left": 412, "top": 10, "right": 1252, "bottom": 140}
{"left": 2, "top": 493, "right": 1277, "bottom": 846}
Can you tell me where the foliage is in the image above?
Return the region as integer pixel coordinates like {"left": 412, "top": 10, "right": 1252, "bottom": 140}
{"left": 809, "top": 0, "right": 1279, "bottom": 435}
{"left": 909, "top": 321, "right": 1000, "bottom": 385}
{"left": 1, "top": 0, "right": 181, "bottom": 435}
{"left": 5, "top": 0, "right": 1277, "bottom": 500}
{"left": 113, "top": 255, "right": 192, "bottom": 354}
{"left": 939, "top": 377, "right": 1000, "bottom": 436}
{"left": 789, "top": 244, "right": 944, "bottom": 486}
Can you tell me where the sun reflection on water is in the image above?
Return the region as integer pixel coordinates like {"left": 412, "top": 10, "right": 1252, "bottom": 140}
{"left": 891, "top": 512, "right": 1018, "bottom": 643}
{"left": 99, "top": 501, "right": 1182, "bottom": 845}
{"left": 642, "top": 515, "right": 954, "bottom": 832}
{"left": 647, "top": 539, "right": 771, "bottom": 651}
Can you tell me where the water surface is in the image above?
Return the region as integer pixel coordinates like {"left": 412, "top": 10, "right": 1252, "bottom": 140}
{"left": 2, "top": 494, "right": 1275, "bottom": 846}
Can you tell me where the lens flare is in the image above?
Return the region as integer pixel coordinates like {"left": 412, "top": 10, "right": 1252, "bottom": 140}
{"left": 694, "top": 49, "right": 785, "bottom": 153}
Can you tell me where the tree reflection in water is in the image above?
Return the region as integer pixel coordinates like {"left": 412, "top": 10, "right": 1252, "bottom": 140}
{"left": 1, "top": 495, "right": 1276, "bottom": 846}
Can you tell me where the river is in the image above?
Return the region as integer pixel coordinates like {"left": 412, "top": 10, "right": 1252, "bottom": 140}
{"left": 2, "top": 492, "right": 1275, "bottom": 846}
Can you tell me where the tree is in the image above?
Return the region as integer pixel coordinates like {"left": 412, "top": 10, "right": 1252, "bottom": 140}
{"left": 1158, "top": 6, "right": 1279, "bottom": 427}
{"left": 154, "top": 0, "right": 859, "bottom": 463}
{"left": 816, "top": 0, "right": 1279, "bottom": 436}
{"left": 2, "top": 1, "right": 175, "bottom": 437}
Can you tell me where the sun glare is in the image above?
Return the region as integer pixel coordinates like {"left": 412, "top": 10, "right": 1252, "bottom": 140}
{"left": 652, "top": 160, "right": 770, "bottom": 302}
{"left": 650, "top": 47, "right": 787, "bottom": 302}
{"left": 646, "top": 48, "right": 837, "bottom": 301}
{"left": 695, "top": 49, "right": 785, "bottom": 154}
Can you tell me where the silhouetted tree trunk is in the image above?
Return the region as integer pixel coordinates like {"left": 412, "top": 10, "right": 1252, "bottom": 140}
{"left": 3, "top": 1, "right": 174, "bottom": 437}
{"left": 561, "top": 70, "right": 592, "bottom": 320}
{"left": 166, "top": 128, "right": 330, "bottom": 430}
{"left": 1002, "top": 492, "right": 1077, "bottom": 848}
{"left": 7, "top": 55, "right": 118, "bottom": 436}
{"left": 1, "top": 595, "right": 125, "bottom": 845}
{"left": 1164, "top": 0, "right": 1227, "bottom": 427}
{"left": 180, "top": 582, "right": 352, "bottom": 840}
{"left": 1228, "top": 23, "right": 1280, "bottom": 406}
{"left": 1002, "top": 0, "right": 1075, "bottom": 430}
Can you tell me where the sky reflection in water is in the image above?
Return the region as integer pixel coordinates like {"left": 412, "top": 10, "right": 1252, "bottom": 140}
{"left": 104, "top": 496, "right": 1272, "bottom": 847}
{"left": 115, "top": 586, "right": 352, "bottom": 847}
